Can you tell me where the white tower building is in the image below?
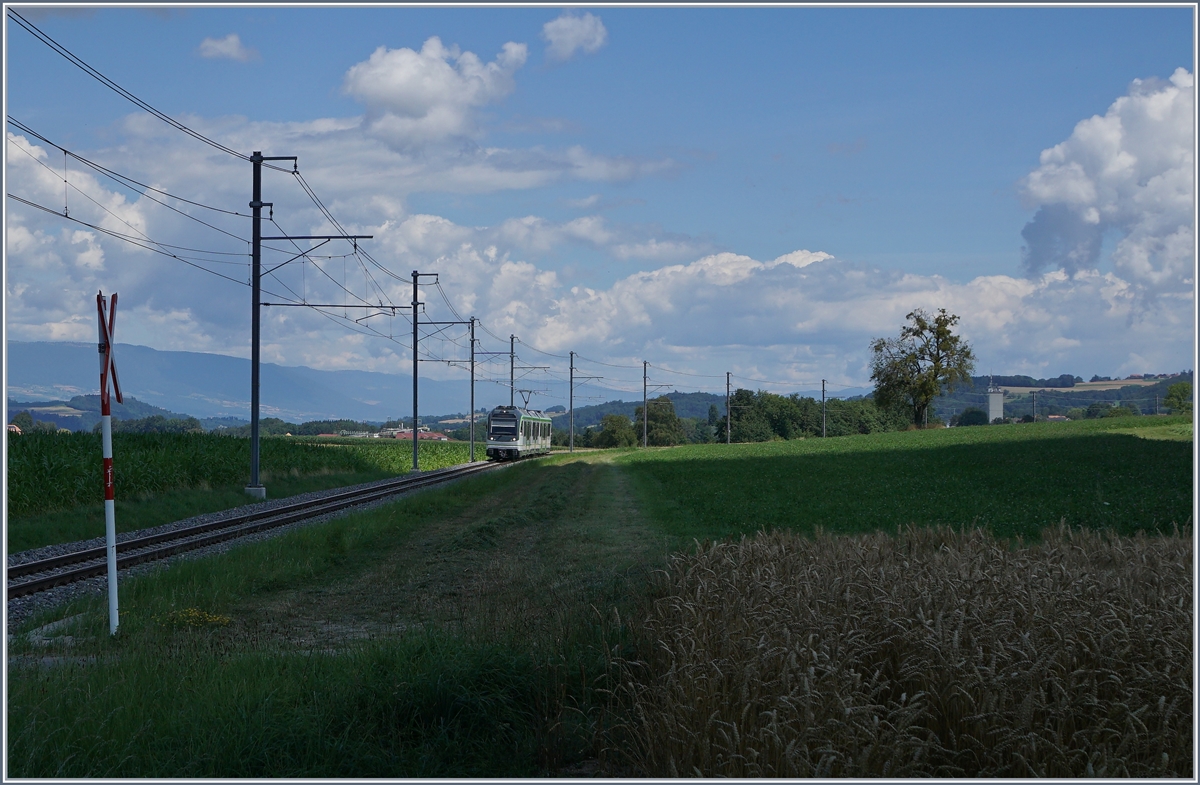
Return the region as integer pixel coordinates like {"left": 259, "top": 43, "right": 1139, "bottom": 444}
{"left": 988, "top": 378, "right": 1005, "bottom": 423}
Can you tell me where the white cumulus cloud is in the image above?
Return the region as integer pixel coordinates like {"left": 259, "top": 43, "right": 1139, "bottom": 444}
{"left": 542, "top": 11, "right": 608, "bottom": 62}
{"left": 1019, "top": 67, "right": 1194, "bottom": 304}
{"left": 7, "top": 101, "right": 1191, "bottom": 392}
{"left": 343, "top": 36, "right": 528, "bottom": 148}
{"left": 198, "top": 33, "right": 258, "bottom": 62}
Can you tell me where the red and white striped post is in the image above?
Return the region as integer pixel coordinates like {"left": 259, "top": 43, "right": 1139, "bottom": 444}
{"left": 97, "top": 291, "right": 123, "bottom": 635}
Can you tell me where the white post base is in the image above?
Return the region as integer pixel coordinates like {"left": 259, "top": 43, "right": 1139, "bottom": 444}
{"left": 102, "top": 414, "right": 118, "bottom": 636}
{"left": 244, "top": 485, "right": 266, "bottom": 500}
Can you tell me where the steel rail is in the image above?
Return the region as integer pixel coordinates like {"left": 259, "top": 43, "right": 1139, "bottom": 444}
{"left": 7, "top": 461, "right": 497, "bottom": 599}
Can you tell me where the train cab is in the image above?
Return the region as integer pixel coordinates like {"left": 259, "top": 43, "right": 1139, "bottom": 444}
{"left": 485, "top": 406, "right": 552, "bottom": 460}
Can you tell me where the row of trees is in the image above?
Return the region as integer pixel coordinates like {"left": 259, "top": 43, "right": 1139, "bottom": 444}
{"left": 213, "top": 417, "right": 419, "bottom": 438}
{"left": 552, "top": 308, "right": 973, "bottom": 448}
{"left": 8, "top": 411, "right": 63, "bottom": 433}
{"left": 579, "top": 392, "right": 914, "bottom": 447}
{"left": 99, "top": 415, "right": 204, "bottom": 434}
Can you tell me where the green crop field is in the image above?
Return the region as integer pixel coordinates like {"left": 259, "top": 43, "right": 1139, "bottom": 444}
{"left": 6, "top": 433, "right": 470, "bottom": 550}
{"left": 612, "top": 415, "right": 1194, "bottom": 542}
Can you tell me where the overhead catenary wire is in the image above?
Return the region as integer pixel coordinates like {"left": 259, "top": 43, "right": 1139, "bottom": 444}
{"left": 5, "top": 193, "right": 419, "bottom": 356}
{"left": 7, "top": 192, "right": 256, "bottom": 287}
{"left": 6, "top": 139, "right": 256, "bottom": 268}
{"left": 7, "top": 136, "right": 255, "bottom": 264}
{"left": 6, "top": 10, "right": 278, "bottom": 166}
{"left": 7, "top": 10, "right": 290, "bottom": 173}
{"left": 265, "top": 217, "right": 387, "bottom": 311}
{"left": 7, "top": 116, "right": 252, "bottom": 218}
{"left": 9, "top": 123, "right": 362, "bottom": 261}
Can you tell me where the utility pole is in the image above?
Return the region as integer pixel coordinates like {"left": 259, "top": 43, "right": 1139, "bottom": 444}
{"left": 643, "top": 361, "right": 649, "bottom": 448}
{"left": 476, "top": 340, "right": 513, "bottom": 428}
{"left": 248, "top": 152, "right": 267, "bottom": 499}
{"left": 469, "top": 317, "right": 476, "bottom": 463}
{"left": 568, "top": 352, "right": 600, "bottom": 453}
{"left": 570, "top": 351, "right": 574, "bottom": 452}
{"left": 248, "top": 152, "right": 368, "bottom": 500}
{"left": 247, "top": 152, "right": 292, "bottom": 500}
{"left": 822, "top": 379, "right": 827, "bottom": 438}
{"left": 726, "top": 372, "right": 731, "bottom": 445}
{"left": 407, "top": 270, "right": 446, "bottom": 472}
{"left": 1032, "top": 390, "right": 1037, "bottom": 422}
{"left": 412, "top": 270, "right": 420, "bottom": 472}
{"left": 505, "top": 335, "right": 547, "bottom": 411}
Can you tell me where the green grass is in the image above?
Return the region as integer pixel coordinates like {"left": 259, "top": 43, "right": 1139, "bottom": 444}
{"left": 9, "top": 631, "right": 559, "bottom": 778}
{"left": 6, "top": 434, "right": 471, "bottom": 550}
{"left": 7, "top": 461, "right": 642, "bottom": 778}
{"left": 614, "top": 415, "right": 1194, "bottom": 542}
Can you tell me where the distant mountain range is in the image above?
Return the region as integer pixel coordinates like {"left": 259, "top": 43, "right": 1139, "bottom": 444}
{"left": 6, "top": 341, "right": 879, "bottom": 426}
{"left": 6, "top": 341, "right": 492, "bottom": 424}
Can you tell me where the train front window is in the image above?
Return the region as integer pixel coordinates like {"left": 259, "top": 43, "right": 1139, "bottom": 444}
{"left": 489, "top": 418, "right": 517, "bottom": 437}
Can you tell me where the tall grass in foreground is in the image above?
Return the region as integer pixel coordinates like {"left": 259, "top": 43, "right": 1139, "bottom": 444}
{"left": 610, "top": 524, "right": 1192, "bottom": 777}
{"left": 7, "top": 631, "right": 581, "bottom": 778}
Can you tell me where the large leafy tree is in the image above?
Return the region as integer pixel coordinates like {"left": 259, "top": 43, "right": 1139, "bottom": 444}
{"left": 634, "top": 395, "right": 688, "bottom": 446}
{"left": 1165, "top": 381, "right": 1193, "bottom": 414}
{"left": 593, "top": 414, "right": 638, "bottom": 448}
{"left": 870, "top": 308, "right": 975, "bottom": 427}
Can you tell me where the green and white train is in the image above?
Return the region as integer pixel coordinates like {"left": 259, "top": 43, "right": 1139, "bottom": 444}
{"left": 485, "top": 405, "right": 552, "bottom": 461}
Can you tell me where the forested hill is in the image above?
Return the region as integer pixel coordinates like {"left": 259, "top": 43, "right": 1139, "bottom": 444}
{"left": 7, "top": 395, "right": 197, "bottom": 432}
{"left": 549, "top": 391, "right": 726, "bottom": 429}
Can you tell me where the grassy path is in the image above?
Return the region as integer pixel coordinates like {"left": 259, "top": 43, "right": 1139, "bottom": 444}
{"left": 230, "top": 457, "right": 670, "bottom": 651}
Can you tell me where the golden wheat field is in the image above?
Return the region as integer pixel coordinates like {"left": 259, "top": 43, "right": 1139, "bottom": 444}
{"left": 610, "top": 524, "right": 1192, "bottom": 777}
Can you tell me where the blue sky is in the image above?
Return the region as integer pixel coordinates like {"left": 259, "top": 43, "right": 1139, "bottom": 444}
{"left": 4, "top": 5, "right": 1196, "bottom": 403}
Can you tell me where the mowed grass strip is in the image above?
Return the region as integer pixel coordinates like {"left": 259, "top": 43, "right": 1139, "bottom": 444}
{"left": 7, "top": 459, "right": 663, "bottom": 778}
{"left": 617, "top": 416, "right": 1193, "bottom": 542}
{"left": 610, "top": 524, "right": 1192, "bottom": 777}
{"left": 6, "top": 434, "right": 470, "bottom": 550}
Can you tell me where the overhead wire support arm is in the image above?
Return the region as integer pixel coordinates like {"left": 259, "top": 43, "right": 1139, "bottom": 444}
{"left": 262, "top": 303, "right": 410, "bottom": 309}
{"left": 260, "top": 240, "right": 331, "bottom": 277}
{"left": 260, "top": 235, "right": 372, "bottom": 241}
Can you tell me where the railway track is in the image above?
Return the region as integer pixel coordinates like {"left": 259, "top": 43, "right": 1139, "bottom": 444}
{"left": 7, "top": 461, "right": 498, "bottom": 600}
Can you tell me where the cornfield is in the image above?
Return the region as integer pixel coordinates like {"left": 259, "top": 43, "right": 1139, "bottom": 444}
{"left": 610, "top": 524, "right": 1192, "bottom": 777}
{"left": 6, "top": 432, "right": 470, "bottom": 518}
